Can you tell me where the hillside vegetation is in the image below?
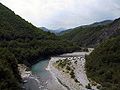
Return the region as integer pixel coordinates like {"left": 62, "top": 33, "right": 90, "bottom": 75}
{"left": 61, "top": 25, "right": 106, "bottom": 47}
{"left": 61, "top": 19, "right": 120, "bottom": 47}
{"left": 83, "top": 18, "right": 120, "bottom": 90}
{"left": 86, "top": 36, "right": 120, "bottom": 90}
{"left": 0, "top": 3, "right": 80, "bottom": 90}
{"left": 61, "top": 17, "right": 120, "bottom": 90}
{"left": 0, "top": 2, "right": 120, "bottom": 90}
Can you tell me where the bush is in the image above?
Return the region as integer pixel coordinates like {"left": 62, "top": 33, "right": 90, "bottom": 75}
{"left": 86, "top": 83, "right": 91, "bottom": 89}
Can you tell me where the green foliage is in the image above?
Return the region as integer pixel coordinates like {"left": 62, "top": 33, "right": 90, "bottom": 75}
{"left": 70, "top": 70, "right": 75, "bottom": 79}
{"left": 61, "top": 25, "right": 106, "bottom": 47}
{"left": 74, "top": 78, "right": 79, "bottom": 83}
{"left": 55, "top": 59, "right": 70, "bottom": 69}
{"left": 54, "top": 59, "right": 79, "bottom": 83}
{"left": 0, "top": 48, "right": 21, "bottom": 90}
{"left": 61, "top": 18, "right": 120, "bottom": 48}
{"left": 85, "top": 83, "right": 91, "bottom": 89}
{"left": 0, "top": 3, "right": 80, "bottom": 90}
{"left": 86, "top": 36, "right": 120, "bottom": 90}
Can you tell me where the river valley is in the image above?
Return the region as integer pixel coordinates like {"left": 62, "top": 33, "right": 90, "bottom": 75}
{"left": 23, "top": 49, "right": 99, "bottom": 90}
{"left": 24, "top": 59, "right": 66, "bottom": 90}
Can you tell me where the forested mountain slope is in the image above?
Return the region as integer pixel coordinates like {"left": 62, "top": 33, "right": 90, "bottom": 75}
{"left": 61, "top": 19, "right": 120, "bottom": 47}
{"left": 86, "top": 36, "right": 120, "bottom": 90}
{"left": 59, "top": 20, "right": 113, "bottom": 35}
{"left": 0, "top": 3, "right": 80, "bottom": 90}
{"left": 61, "top": 18, "right": 120, "bottom": 90}
{"left": 84, "top": 18, "right": 120, "bottom": 90}
{"left": 61, "top": 25, "right": 106, "bottom": 47}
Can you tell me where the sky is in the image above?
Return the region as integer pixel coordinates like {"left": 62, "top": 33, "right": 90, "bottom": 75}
{"left": 0, "top": 0, "right": 120, "bottom": 30}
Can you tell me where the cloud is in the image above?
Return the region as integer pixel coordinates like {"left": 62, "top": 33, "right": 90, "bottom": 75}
{"left": 0, "top": 0, "right": 120, "bottom": 29}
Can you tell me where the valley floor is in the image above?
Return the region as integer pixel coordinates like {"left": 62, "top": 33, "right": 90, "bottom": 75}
{"left": 47, "top": 49, "right": 100, "bottom": 90}
{"left": 18, "top": 48, "right": 100, "bottom": 90}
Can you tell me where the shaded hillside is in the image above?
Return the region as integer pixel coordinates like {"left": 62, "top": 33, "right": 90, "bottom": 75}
{"left": 86, "top": 36, "right": 120, "bottom": 90}
{"left": 60, "top": 19, "right": 120, "bottom": 47}
{"left": 0, "top": 3, "right": 80, "bottom": 90}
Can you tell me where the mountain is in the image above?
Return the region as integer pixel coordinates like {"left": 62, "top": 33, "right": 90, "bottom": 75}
{"left": 0, "top": 2, "right": 120, "bottom": 90}
{"left": 54, "top": 28, "right": 66, "bottom": 33}
{"left": 40, "top": 27, "right": 66, "bottom": 34}
{"left": 59, "top": 20, "right": 113, "bottom": 35}
{"left": 39, "top": 27, "right": 50, "bottom": 32}
{"left": 89, "top": 20, "right": 113, "bottom": 27}
{"left": 60, "top": 19, "right": 120, "bottom": 47}
{"left": 0, "top": 3, "right": 80, "bottom": 90}
{"left": 86, "top": 36, "right": 120, "bottom": 90}
{"left": 83, "top": 18, "right": 120, "bottom": 90}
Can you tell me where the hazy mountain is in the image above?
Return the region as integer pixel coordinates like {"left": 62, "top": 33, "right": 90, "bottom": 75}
{"left": 39, "top": 27, "right": 50, "bottom": 32}
{"left": 40, "top": 27, "right": 66, "bottom": 34}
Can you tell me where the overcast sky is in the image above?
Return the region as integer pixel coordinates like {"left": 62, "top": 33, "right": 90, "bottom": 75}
{"left": 0, "top": 0, "right": 120, "bottom": 29}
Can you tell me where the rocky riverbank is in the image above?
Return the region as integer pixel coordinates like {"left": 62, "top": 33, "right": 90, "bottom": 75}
{"left": 18, "top": 64, "right": 40, "bottom": 90}
{"left": 18, "top": 64, "right": 32, "bottom": 79}
{"left": 47, "top": 49, "right": 100, "bottom": 90}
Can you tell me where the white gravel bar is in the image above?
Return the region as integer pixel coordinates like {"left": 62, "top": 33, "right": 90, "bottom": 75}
{"left": 47, "top": 48, "right": 100, "bottom": 90}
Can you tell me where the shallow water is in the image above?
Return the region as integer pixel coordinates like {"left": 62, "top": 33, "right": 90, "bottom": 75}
{"left": 24, "top": 59, "right": 65, "bottom": 90}
{"left": 32, "top": 59, "right": 51, "bottom": 81}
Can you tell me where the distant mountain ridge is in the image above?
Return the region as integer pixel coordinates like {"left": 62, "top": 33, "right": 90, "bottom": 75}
{"left": 89, "top": 20, "right": 113, "bottom": 27}
{"left": 59, "top": 20, "right": 113, "bottom": 35}
{"left": 39, "top": 27, "right": 66, "bottom": 34}
{"left": 60, "top": 19, "right": 120, "bottom": 47}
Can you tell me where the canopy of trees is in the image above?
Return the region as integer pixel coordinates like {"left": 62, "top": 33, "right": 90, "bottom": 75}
{"left": 0, "top": 3, "right": 80, "bottom": 90}
{"left": 86, "top": 36, "right": 120, "bottom": 90}
{"left": 61, "top": 18, "right": 120, "bottom": 48}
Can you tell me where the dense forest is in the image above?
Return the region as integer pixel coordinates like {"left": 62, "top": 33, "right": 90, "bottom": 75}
{"left": 0, "top": 2, "right": 120, "bottom": 90}
{"left": 61, "top": 17, "right": 120, "bottom": 90}
{"left": 60, "top": 19, "right": 120, "bottom": 47}
{"left": 86, "top": 36, "right": 120, "bottom": 90}
{"left": 84, "top": 18, "right": 120, "bottom": 90}
{"left": 0, "top": 3, "right": 80, "bottom": 90}
{"left": 60, "top": 25, "right": 106, "bottom": 47}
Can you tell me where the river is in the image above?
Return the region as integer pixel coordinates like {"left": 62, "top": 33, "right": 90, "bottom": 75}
{"left": 24, "top": 58, "right": 65, "bottom": 90}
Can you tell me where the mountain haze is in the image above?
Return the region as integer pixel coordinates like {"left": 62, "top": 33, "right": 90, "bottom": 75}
{"left": 40, "top": 27, "right": 66, "bottom": 34}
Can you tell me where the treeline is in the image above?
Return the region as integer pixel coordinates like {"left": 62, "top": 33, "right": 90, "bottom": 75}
{"left": 0, "top": 3, "right": 80, "bottom": 90}
{"left": 0, "top": 40, "right": 79, "bottom": 65}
